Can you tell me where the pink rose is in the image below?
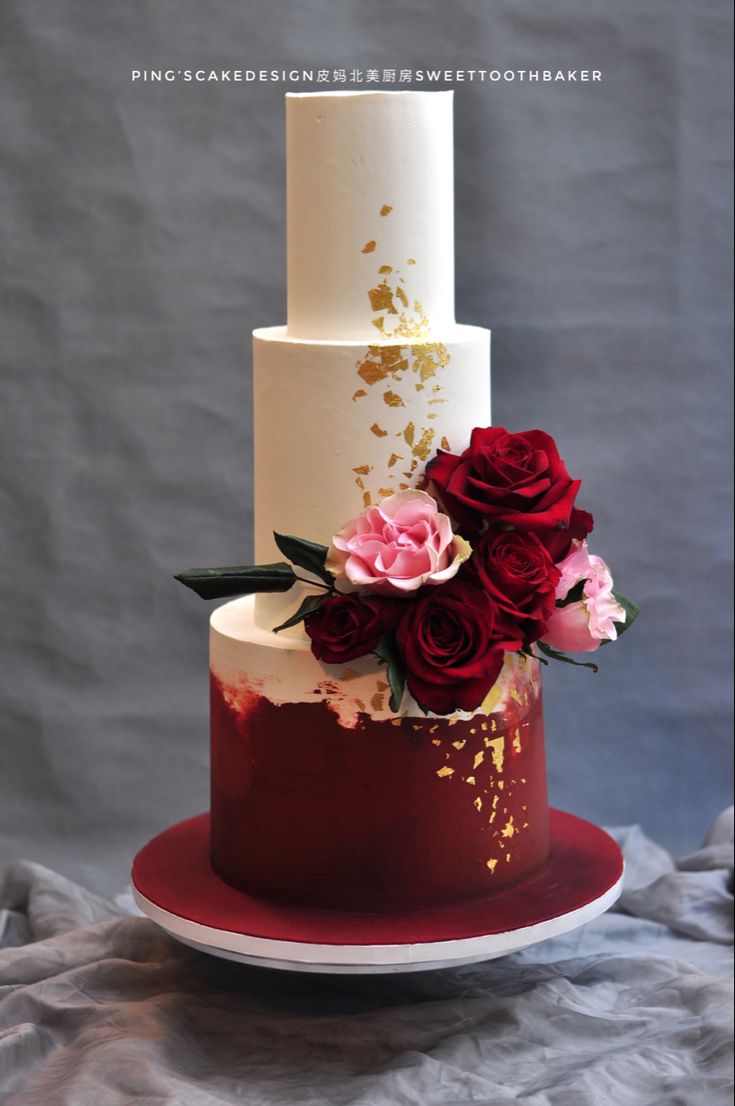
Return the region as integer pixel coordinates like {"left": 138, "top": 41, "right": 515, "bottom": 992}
{"left": 542, "top": 542, "right": 626, "bottom": 653}
{"left": 327, "top": 490, "right": 471, "bottom": 596}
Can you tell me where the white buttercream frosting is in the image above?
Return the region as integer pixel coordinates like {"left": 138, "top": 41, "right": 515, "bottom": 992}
{"left": 211, "top": 596, "right": 540, "bottom": 728}
{"left": 286, "top": 91, "right": 454, "bottom": 340}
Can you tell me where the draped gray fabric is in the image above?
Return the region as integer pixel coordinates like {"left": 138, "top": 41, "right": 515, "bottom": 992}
{"left": 1, "top": 812, "right": 732, "bottom": 1104}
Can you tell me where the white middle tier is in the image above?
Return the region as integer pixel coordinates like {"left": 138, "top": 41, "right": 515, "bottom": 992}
{"left": 253, "top": 323, "right": 490, "bottom": 630}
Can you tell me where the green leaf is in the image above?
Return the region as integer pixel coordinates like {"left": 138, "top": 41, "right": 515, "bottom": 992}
{"left": 536, "top": 640, "right": 599, "bottom": 672}
{"left": 273, "top": 533, "right": 335, "bottom": 585}
{"left": 609, "top": 589, "right": 640, "bottom": 640}
{"left": 520, "top": 646, "right": 548, "bottom": 665}
{"left": 375, "top": 633, "right": 407, "bottom": 713}
{"left": 174, "top": 562, "right": 296, "bottom": 600}
{"left": 273, "top": 592, "right": 328, "bottom": 634}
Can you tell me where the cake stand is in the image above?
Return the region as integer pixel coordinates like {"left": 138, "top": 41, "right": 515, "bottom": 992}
{"left": 131, "top": 809, "right": 623, "bottom": 974}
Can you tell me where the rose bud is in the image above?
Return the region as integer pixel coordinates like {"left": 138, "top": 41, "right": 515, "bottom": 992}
{"left": 542, "top": 542, "right": 626, "bottom": 653}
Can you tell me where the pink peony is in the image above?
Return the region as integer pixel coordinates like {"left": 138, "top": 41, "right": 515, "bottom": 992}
{"left": 542, "top": 541, "right": 626, "bottom": 653}
{"left": 327, "top": 490, "right": 471, "bottom": 596}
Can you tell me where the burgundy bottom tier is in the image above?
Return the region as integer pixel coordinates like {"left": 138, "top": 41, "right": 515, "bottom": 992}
{"left": 210, "top": 672, "right": 550, "bottom": 913}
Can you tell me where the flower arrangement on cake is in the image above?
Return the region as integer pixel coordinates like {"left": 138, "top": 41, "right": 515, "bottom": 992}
{"left": 176, "top": 426, "right": 637, "bottom": 717}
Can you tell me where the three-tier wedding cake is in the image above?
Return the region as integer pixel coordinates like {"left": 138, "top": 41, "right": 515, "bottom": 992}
{"left": 209, "top": 91, "right": 549, "bottom": 912}
{"left": 133, "top": 90, "right": 628, "bottom": 971}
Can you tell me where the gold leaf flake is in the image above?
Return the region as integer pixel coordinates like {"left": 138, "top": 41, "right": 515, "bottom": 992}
{"left": 436, "top": 766, "right": 454, "bottom": 778}
{"left": 431, "top": 738, "right": 442, "bottom": 746}
{"left": 412, "top": 427, "right": 435, "bottom": 461}
{"left": 371, "top": 423, "right": 388, "bottom": 438}
{"left": 474, "top": 797, "right": 483, "bottom": 812}
{"left": 486, "top": 858, "right": 498, "bottom": 872}
{"left": 465, "top": 776, "right": 476, "bottom": 785}
{"left": 396, "top": 285, "right": 409, "bottom": 308}
{"left": 353, "top": 464, "right": 372, "bottom": 475}
{"left": 380, "top": 204, "right": 393, "bottom": 216}
{"left": 378, "top": 487, "right": 394, "bottom": 497}
{"left": 501, "top": 818, "right": 516, "bottom": 839}
{"left": 440, "top": 436, "right": 451, "bottom": 451}
{"left": 362, "top": 240, "right": 376, "bottom": 253}
{"left": 387, "top": 452, "right": 403, "bottom": 468}
{"left": 352, "top": 389, "right": 367, "bottom": 401}
{"left": 383, "top": 391, "right": 405, "bottom": 407}
{"left": 473, "top": 751, "right": 484, "bottom": 771}
{"left": 487, "top": 737, "right": 504, "bottom": 773}
{"left": 513, "top": 729, "right": 522, "bottom": 755}
{"left": 378, "top": 264, "right": 393, "bottom": 273}
{"left": 363, "top": 491, "right": 372, "bottom": 507}
{"left": 407, "top": 257, "right": 416, "bottom": 265}
{"left": 369, "top": 282, "right": 397, "bottom": 313}
{"left": 452, "top": 740, "right": 466, "bottom": 750}
{"left": 403, "top": 422, "right": 415, "bottom": 446}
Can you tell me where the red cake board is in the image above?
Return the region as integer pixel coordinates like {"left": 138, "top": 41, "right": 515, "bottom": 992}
{"left": 131, "top": 809, "right": 623, "bottom": 973}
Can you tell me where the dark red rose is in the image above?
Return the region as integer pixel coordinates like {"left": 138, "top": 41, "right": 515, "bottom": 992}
{"left": 427, "top": 426, "right": 583, "bottom": 538}
{"left": 538, "top": 507, "right": 594, "bottom": 563}
{"left": 462, "top": 529, "right": 561, "bottom": 646}
{"left": 305, "top": 593, "right": 402, "bottom": 664}
{"left": 395, "top": 580, "right": 523, "bottom": 715}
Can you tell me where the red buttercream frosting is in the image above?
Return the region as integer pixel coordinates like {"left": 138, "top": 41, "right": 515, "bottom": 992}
{"left": 210, "top": 670, "right": 550, "bottom": 913}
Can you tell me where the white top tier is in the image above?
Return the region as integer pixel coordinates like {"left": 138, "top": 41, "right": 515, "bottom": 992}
{"left": 286, "top": 91, "right": 455, "bottom": 340}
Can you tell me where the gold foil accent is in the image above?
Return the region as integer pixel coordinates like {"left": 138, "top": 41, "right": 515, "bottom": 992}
{"left": 370, "top": 423, "right": 388, "bottom": 438}
{"left": 379, "top": 265, "right": 393, "bottom": 273}
{"left": 473, "top": 751, "right": 484, "bottom": 771}
{"left": 380, "top": 204, "right": 393, "bottom": 216}
{"left": 387, "top": 452, "right": 403, "bottom": 467}
{"left": 436, "top": 766, "right": 454, "bottom": 778}
{"left": 486, "top": 859, "right": 498, "bottom": 873}
{"left": 412, "top": 428, "right": 435, "bottom": 461}
{"left": 370, "top": 692, "right": 384, "bottom": 712}
{"left": 353, "top": 464, "right": 372, "bottom": 475}
{"left": 362, "top": 240, "right": 376, "bottom": 253}
{"left": 452, "top": 739, "right": 466, "bottom": 750}
{"left": 487, "top": 737, "right": 505, "bottom": 774}
{"left": 431, "top": 738, "right": 442, "bottom": 747}
{"left": 383, "top": 391, "right": 405, "bottom": 407}
{"left": 474, "top": 797, "right": 483, "bottom": 812}
{"left": 352, "top": 389, "right": 367, "bottom": 401}
{"left": 378, "top": 487, "right": 394, "bottom": 497}
{"left": 403, "top": 422, "right": 415, "bottom": 447}
{"left": 501, "top": 818, "right": 516, "bottom": 839}
{"left": 480, "top": 682, "right": 503, "bottom": 715}
{"left": 369, "top": 281, "right": 398, "bottom": 314}
{"left": 407, "top": 257, "right": 416, "bottom": 265}
{"left": 396, "top": 285, "right": 409, "bottom": 308}
{"left": 513, "top": 729, "right": 522, "bottom": 755}
{"left": 465, "top": 776, "right": 477, "bottom": 785}
{"left": 363, "top": 492, "right": 372, "bottom": 507}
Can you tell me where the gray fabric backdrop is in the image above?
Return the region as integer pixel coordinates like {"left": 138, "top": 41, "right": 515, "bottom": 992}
{"left": 1, "top": 0, "right": 732, "bottom": 896}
